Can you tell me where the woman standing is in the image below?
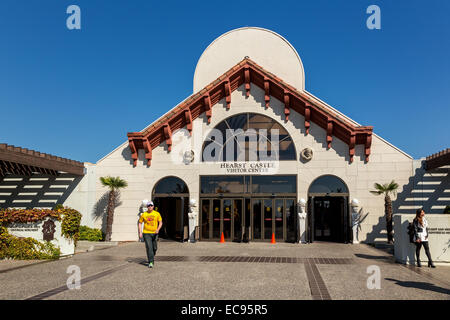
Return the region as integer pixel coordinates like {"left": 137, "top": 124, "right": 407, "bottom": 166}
{"left": 413, "top": 208, "right": 436, "bottom": 268}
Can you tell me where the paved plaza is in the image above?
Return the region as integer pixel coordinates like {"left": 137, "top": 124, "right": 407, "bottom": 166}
{"left": 0, "top": 241, "right": 449, "bottom": 300}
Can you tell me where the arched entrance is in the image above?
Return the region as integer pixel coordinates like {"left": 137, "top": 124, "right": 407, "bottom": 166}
{"left": 152, "top": 176, "right": 189, "bottom": 242}
{"left": 307, "top": 175, "right": 350, "bottom": 243}
{"left": 199, "top": 113, "right": 298, "bottom": 242}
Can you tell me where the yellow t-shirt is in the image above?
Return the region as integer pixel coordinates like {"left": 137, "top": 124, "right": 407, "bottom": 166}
{"left": 139, "top": 210, "right": 162, "bottom": 234}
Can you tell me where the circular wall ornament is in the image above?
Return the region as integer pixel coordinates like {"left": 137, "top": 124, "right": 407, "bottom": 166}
{"left": 183, "top": 150, "right": 195, "bottom": 164}
{"left": 301, "top": 148, "right": 313, "bottom": 161}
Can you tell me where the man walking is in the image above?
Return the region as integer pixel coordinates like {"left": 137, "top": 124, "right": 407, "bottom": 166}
{"left": 138, "top": 201, "right": 162, "bottom": 268}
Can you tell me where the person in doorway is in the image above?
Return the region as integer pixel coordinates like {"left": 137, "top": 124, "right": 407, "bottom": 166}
{"left": 413, "top": 208, "right": 436, "bottom": 268}
{"left": 138, "top": 201, "right": 163, "bottom": 268}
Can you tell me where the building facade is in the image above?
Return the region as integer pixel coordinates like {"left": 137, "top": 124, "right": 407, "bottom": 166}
{"left": 3, "top": 27, "right": 447, "bottom": 244}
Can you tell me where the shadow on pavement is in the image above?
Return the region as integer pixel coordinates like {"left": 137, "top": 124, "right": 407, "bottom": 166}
{"left": 354, "top": 253, "right": 393, "bottom": 261}
{"left": 385, "top": 278, "right": 450, "bottom": 295}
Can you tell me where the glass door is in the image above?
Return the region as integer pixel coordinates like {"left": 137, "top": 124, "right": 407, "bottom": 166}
{"left": 233, "top": 199, "right": 243, "bottom": 242}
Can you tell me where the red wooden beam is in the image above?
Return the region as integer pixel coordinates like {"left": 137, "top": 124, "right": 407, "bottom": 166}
{"left": 365, "top": 132, "right": 372, "bottom": 162}
{"left": 349, "top": 133, "right": 356, "bottom": 163}
{"left": 204, "top": 94, "right": 212, "bottom": 124}
{"left": 304, "top": 104, "right": 311, "bottom": 135}
{"left": 143, "top": 138, "right": 152, "bottom": 166}
{"left": 244, "top": 66, "right": 251, "bottom": 97}
{"left": 128, "top": 138, "right": 138, "bottom": 167}
{"left": 326, "top": 119, "right": 333, "bottom": 149}
{"left": 264, "top": 77, "right": 270, "bottom": 109}
{"left": 224, "top": 79, "right": 231, "bottom": 109}
{"left": 284, "top": 91, "right": 290, "bottom": 122}
{"left": 163, "top": 123, "right": 173, "bottom": 152}
{"left": 184, "top": 108, "right": 193, "bottom": 135}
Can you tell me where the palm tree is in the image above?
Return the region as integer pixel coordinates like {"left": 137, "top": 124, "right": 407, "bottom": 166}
{"left": 370, "top": 180, "right": 399, "bottom": 244}
{"left": 100, "top": 176, "right": 128, "bottom": 241}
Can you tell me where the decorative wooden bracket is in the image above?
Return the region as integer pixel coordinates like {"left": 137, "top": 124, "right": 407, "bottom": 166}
{"left": 284, "top": 91, "right": 290, "bottom": 121}
{"left": 163, "top": 123, "right": 172, "bottom": 152}
{"left": 304, "top": 104, "right": 311, "bottom": 135}
{"left": 365, "top": 132, "right": 372, "bottom": 162}
{"left": 143, "top": 138, "right": 152, "bottom": 166}
{"left": 204, "top": 94, "right": 212, "bottom": 123}
{"left": 244, "top": 66, "right": 251, "bottom": 97}
{"left": 326, "top": 119, "right": 333, "bottom": 149}
{"left": 224, "top": 79, "right": 231, "bottom": 109}
{"left": 264, "top": 78, "right": 270, "bottom": 109}
{"left": 349, "top": 133, "right": 356, "bottom": 163}
{"left": 128, "top": 139, "right": 138, "bottom": 167}
{"left": 184, "top": 108, "right": 193, "bottom": 135}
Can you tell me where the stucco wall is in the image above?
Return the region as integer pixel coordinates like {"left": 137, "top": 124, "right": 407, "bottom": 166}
{"left": 92, "top": 84, "right": 428, "bottom": 242}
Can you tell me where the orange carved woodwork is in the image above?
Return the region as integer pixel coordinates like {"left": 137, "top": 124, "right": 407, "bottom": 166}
{"left": 204, "top": 94, "right": 212, "bottom": 123}
{"left": 184, "top": 108, "right": 193, "bottom": 135}
{"left": 326, "top": 119, "right": 333, "bottom": 149}
{"left": 349, "top": 133, "right": 356, "bottom": 163}
{"left": 244, "top": 66, "right": 251, "bottom": 97}
{"left": 264, "top": 77, "right": 270, "bottom": 109}
{"left": 224, "top": 79, "right": 231, "bottom": 109}
{"left": 143, "top": 138, "right": 152, "bottom": 166}
{"left": 163, "top": 123, "right": 172, "bottom": 152}
{"left": 304, "top": 104, "right": 311, "bottom": 135}
{"left": 284, "top": 91, "right": 290, "bottom": 121}
{"left": 126, "top": 58, "right": 374, "bottom": 166}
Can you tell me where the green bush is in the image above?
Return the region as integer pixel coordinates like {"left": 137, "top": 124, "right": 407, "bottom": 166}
{"left": 0, "top": 228, "right": 60, "bottom": 260}
{"left": 79, "top": 226, "right": 104, "bottom": 241}
{"left": 59, "top": 208, "right": 82, "bottom": 245}
{"left": 444, "top": 205, "right": 450, "bottom": 214}
{"left": 0, "top": 206, "right": 82, "bottom": 260}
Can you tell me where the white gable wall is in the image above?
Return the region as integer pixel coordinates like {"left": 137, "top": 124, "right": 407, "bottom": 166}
{"left": 92, "top": 84, "right": 415, "bottom": 242}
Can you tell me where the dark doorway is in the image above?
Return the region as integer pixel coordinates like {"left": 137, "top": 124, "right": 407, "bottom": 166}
{"left": 308, "top": 175, "right": 350, "bottom": 243}
{"left": 152, "top": 176, "right": 189, "bottom": 242}
{"left": 312, "top": 197, "right": 346, "bottom": 242}
{"left": 153, "top": 197, "right": 188, "bottom": 241}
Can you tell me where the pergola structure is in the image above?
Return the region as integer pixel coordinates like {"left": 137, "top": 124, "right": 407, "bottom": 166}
{"left": 426, "top": 148, "right": 450, "bottom": 171}
{"left": 127, "top": 58, "right": 373, "bottom": 167}
{"left": 0, "top": 143, "right": 85, "bottom": 178}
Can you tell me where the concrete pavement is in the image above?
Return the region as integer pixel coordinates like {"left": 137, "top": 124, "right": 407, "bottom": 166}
{"left": 0, "top": 241, "right": 449, "bottom": 300}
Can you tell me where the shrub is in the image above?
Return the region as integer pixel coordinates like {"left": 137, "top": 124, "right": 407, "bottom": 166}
{"left": 444, "top": 205, "right": 450, "bottom": 214}
{"left": 0, "top": 228, "right": 60, "bottom": 260}
{"left": 59, "top": 208, "right": 82, "bottom": 245}
{"left": 0, "top": 206, "right": 82, "bottom": 260}
{"left": 79, "top": 226, "right": 104, "bottom": 241}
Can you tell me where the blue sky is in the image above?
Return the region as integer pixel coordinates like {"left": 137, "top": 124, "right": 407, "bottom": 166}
{"left": 1, "top": 0, "right": 449, "bottom": 163}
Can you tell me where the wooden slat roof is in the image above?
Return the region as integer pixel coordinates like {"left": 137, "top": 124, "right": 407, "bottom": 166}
{"left": 0, "top": 143, "right": 85, "bottom": 177}
{"left": 426, "top": 148, "right": 450, "bottom": 171}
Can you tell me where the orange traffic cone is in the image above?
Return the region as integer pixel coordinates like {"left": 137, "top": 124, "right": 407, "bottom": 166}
{"left": 220, "top": 232, "right": 225, "bottom": 243}
{"left": 271, "top": 233, "right": 276, "bottom": 244}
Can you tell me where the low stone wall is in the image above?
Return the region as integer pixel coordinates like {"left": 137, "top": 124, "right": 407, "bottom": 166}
{"left": 7, "top": 218, "right": 75, "bottom": 256}
{"left": 394, "top": 214, "right": 450, "bottom": 265}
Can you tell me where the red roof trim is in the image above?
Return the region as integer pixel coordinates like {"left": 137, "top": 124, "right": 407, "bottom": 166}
{"left": 127, "top": 58, "right": 373, "bottom": 166}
